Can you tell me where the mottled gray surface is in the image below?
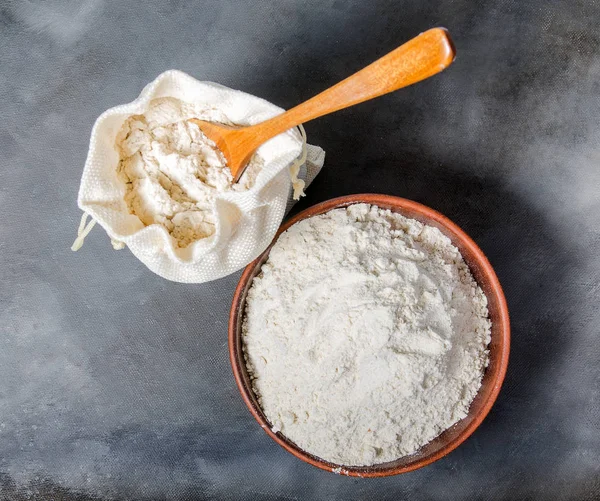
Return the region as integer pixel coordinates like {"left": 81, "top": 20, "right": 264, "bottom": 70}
{"left": 1, "top": 0, "right": 599, "bottom": 499}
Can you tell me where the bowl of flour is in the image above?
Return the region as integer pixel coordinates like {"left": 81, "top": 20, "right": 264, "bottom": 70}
{"left": 229, "top": 194, "right": 509, "bottom": 476}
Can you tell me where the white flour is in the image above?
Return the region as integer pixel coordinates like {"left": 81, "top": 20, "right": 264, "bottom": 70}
{"left": 243, "top": 204, "right": 491, "bottom": 466}
{"left": 116, "top": 97, "right": 264, "bottom": 248}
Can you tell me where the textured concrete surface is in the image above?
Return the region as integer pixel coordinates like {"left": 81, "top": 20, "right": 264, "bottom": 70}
{"left": 1, "top": 1, "right": 599, "bottom": 499}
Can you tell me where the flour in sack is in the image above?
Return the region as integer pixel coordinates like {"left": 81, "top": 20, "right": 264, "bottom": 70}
{"left": 116, "top": 97, "right": 265, "bottom": 248}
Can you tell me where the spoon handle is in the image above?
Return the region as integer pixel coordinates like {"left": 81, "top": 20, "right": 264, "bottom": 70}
{"left": 249, "top": 28, "right": 455, "bottom": 142}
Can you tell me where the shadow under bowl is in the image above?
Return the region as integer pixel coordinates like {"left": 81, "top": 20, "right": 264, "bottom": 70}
{"left": 229, "top": 194, "right": 510, "bottom": 477}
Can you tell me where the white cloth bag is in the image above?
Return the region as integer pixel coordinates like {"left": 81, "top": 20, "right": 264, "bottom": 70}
{"left": 74, "top": 70, "right": 325, "bottom": 283}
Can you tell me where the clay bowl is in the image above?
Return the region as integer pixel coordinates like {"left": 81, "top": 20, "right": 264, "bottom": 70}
{"left": 229, "top": 194, "right": 510, "bottom": 477}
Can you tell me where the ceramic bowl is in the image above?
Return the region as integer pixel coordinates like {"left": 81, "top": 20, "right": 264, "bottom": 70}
{"left": 229, "top": 194, "right": 510, "bottom": 477}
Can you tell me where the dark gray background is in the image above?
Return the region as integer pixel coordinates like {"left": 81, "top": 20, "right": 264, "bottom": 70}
{"left": 1, "top": 0, "right": 599, "bottom": 499}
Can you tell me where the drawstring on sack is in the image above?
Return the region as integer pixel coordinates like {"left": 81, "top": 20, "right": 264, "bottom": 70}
{"left": 289, "top": 124, "right": 308, "bottom": 200}
{"left": 71, "top": 212, "right": 97, "bottom": 251}
{"left": 71, "top": 212, "right": 125, "bottom": 251}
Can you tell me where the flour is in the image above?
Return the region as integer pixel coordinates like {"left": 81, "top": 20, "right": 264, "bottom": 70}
{"left": 116, "top": 97, "right": 264, "bottom": 248}
{"left": 242, "top": 203, "right": 491, "bottom": 466}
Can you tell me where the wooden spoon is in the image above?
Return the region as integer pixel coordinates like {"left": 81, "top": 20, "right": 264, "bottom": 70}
{"left": 190, "top": 27, "right": 455, "bottom": 182}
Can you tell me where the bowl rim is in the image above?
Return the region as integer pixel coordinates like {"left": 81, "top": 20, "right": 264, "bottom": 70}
{"left": 229, "top": 194, "right": 510, "bottom": 477}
